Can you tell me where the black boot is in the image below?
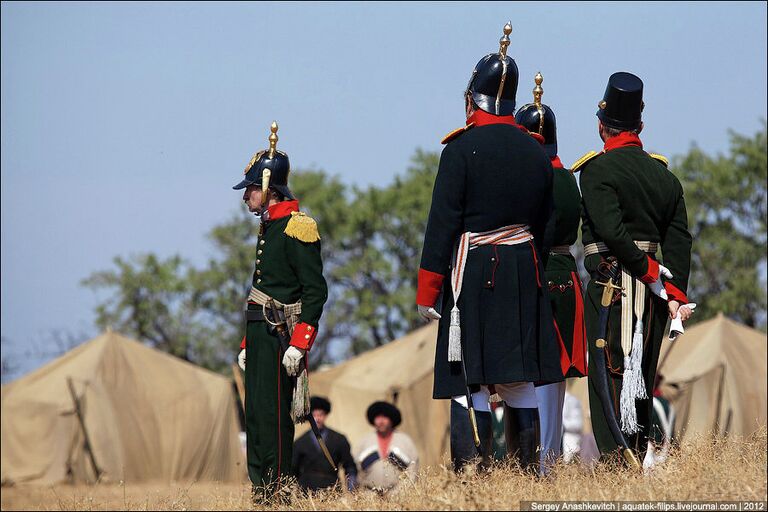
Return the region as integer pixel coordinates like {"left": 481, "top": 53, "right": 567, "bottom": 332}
{"left": 503, "top": 405, "right": 540, "bottom": 474}
{"left": 450, "top": 400, "right": 493, "bottom": 473}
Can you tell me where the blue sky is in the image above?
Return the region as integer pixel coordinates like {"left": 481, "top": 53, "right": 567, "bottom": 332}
{"left": 2, "top": 1, "right": 766, "bottom": 381}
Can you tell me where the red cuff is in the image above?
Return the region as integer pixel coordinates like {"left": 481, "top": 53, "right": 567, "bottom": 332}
{"left": 290, "top": 322, "right": 318, "bottom": 351}
{"left": 639, "top": 255, "right": 660, "bottom": 284}
{"left": 417, "top": 268, "right": 445, "bottom": 307}
{"left": 664, "top": 282, "right": 689, "bottom": 304}
{"left": 240, "top": 336, "right": 246, "bottom": 350}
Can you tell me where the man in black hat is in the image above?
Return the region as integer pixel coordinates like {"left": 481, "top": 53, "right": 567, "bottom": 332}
{"left": 354, "top": 401, "right": 419, "bottom": 493}
{"left": 416, "top": 22, "right": 562, "bottom": 472}
{"left": 292, "top": 396, "right": 357, "bottom": 492}
{"left": 233, "top": 121, "right": 329, "bottom": 497}
{"left": 573, "top": 72, "right": 693, "bottom": 461}
{"left": 515, "top": 72, "right": 587, "bottom": 475}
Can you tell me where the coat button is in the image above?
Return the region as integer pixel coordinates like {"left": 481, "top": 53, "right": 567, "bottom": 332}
{"left": 257, "top": 278, "right": 262, "bottom": 284}
{"left": 257, "top": 250, "right": 263, "bottom": 255}
{"left": 260, "top": 240, "right": 265, "bottom": 246}
{"left": 305, "top": 334, "right": 311, "bottom": 339}
{"left": 486, "top": 280, "right": 492, "bottom": 286}
{"left": 491, "top": 257, "right": 496, "bottom": 262}
{"left": 256, "top": 259, "right": 261, "bottom": 265}
{"left": 256, "top": 270, "right": 262, "bottom": 275}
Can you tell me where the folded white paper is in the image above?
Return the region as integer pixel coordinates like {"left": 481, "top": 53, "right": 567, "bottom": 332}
{"left": 668, "top": 303, "right": 697, "bottom": 340}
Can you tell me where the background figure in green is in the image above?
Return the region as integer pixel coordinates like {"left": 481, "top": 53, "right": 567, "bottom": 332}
{"left": 516, "top": 72, "right": 588, "bottom": 476}
{"left": 576, "top": 72, "right": 694, "bottom": 463}
{"left": 233, "top": 122, "right": 328, "bottom": 498}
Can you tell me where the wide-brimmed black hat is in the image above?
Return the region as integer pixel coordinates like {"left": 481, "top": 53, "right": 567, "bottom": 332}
{"left": 366, "top": 401, "right": 401, "bottom": 428}
{"left": 310, "top": 396, "right": 331, "bottom": 414}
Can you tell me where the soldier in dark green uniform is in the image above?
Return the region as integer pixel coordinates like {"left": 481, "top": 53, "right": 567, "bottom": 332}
{"left": 574, "top": 72, "right": 694, "bottom": 463}
{"left": 515, "top": 72, "right": 587, "bottom": 474}
{"left": 233, "top": 122, "right": 328, "bottom": 498}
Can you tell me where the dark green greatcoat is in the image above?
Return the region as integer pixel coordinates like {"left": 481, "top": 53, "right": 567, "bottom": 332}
{"left": 243, "top": 202, "right": 328, "bottom": 493}
{"left": 578, "top": 140, "right": 691, "bottom": 459}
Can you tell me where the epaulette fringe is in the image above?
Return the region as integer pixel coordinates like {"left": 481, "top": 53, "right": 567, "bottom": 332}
{"left": 285, "top": 212, "right": 321, "bottom": 243}
{"left": 571, "top": 150, "right": 601, "bottom": 172}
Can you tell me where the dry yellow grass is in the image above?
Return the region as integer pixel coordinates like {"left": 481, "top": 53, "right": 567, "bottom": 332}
{"left": 2, "top": 428, "right": 766, "bottom": 511}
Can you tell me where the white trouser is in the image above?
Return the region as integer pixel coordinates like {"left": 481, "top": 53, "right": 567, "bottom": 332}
{"left": 452, "top": 387, "right": 491, "bottom": 411}
{"left": 535, "top": 381, "right": 566, "bottom": 475}
{"left": 562, "top": 433, "right": 581, "bottom": 463}
{"left": 452, "top": 382, "right": 537, "bottom": 410}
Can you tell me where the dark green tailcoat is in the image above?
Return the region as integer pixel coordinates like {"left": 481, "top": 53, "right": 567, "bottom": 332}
{"left": 578, "top": 142, "right": 691, "bottom": 458}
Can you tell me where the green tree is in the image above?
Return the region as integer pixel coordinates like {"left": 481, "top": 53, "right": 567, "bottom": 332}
{"left": 328, "top": 150, "right": 438, "bottom": 356}
{"left": 82, "top": 254, "right": 224, "bottom": 368}
{"left": 671, "top": 121, "right": 767, "bottom": 328}
{"left": 82, "top": 153, "right": 439, "bottom": 371}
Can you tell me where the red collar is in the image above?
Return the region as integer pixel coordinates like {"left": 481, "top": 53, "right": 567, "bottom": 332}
{"left": 267, "top": 200, "right": 299, "bottom": 220}
{"left": 603, "top": 132, "right": 643, "bottom": 152}
{"left": 550, "top": 155, "right": 564, "bottom": 169}
{"left": 467, "top": 109, "right": 519, "bottom": 128}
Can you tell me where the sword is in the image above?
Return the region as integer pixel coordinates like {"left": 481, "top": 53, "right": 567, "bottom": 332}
{"left": 592, "top": 259, "right": 641, "bottom": 470}
{"left": 264, "top": 299, "right": 337, "bottom": 471}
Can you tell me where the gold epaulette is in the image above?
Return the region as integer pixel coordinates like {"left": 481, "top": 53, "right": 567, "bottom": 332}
{"left": 571, "top": 150, "right": 602, "bottom": 172}
{"left": 285, "top": 212, "right": 321, "bottom": 243}
{"left": 441, "top": 122, "right": 475, "bottom": 144}
{"left": 648, "top": 153, "right": 669, "bottom": 167}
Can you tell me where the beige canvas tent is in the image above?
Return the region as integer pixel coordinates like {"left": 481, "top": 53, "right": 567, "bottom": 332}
{"left": 1, "top": 331, "right": 245, "bottom": 485}
{"left": 304, "top": 322, "right": 451, "bottom": 468}
{"left": 567, "top": 313, "right": 767, "bottom": 440}
{"left": 657, "top": 313, "right": 767, "bottom": 440}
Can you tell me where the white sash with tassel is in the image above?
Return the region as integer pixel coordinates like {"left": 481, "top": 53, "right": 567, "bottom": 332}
{"left": 447, "top": 224, "right": 533, "bottom": 362}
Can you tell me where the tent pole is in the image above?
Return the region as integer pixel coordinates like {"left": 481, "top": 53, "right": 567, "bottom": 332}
{"left": 713, "top": 364, "right": 727, "bottom": 436}
{"left": 66, "top": 377, "right": 103, "bottom": 482}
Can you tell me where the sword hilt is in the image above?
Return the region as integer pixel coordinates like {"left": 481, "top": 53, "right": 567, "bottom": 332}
{"left": 595, "top": 279, "right": 625, "bottom": 307}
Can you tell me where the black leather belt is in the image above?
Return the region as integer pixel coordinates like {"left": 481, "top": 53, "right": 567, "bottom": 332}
{"left": 244, "top": 309, "right": 266, "bottom": 322}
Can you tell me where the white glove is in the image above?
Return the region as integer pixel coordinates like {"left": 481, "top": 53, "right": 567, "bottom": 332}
{"left": 282, "top": 346, "right": 305, "bottom": 377}
{"left": 237, "top": 349, "right": 246, "bottom": 371}
{"left": 418, "top": 305, "right": 442, "bottom": 321}
{"left": 648, "top": 264, "right": 673, "bottom": 300}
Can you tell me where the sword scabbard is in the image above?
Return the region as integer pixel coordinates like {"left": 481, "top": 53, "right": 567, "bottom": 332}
{"left": 623, "top": 448, "right": 641, "bottom": 470}
{"left": 468, "top": 407, "right": 481, "bottom": 448}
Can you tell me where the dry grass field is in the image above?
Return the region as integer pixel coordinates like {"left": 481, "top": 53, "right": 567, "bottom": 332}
{"left": 2, "top": 428, "right": 766, "bottom": 511}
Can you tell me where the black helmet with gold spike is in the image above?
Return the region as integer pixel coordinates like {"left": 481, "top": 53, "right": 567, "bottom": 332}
{"left": 465, "top": 22, "right": 519, "bottom": 116}
{"left": 515, "top": 72, "right": 558, "bottom": 157}
{"left": 232, "top": 121, "right": 294, "bottom": 201}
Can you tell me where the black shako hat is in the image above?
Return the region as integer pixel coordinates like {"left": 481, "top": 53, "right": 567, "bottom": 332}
{"left": 465, "top": 22, "right": 519, "bottom": 116}
{"left": 366, "top": 401, "right": 402, "bottom": 428}
{"left": 596, "top": 71, "right": 644, "bottom": 130}
{"left": 515, "top": 72, "right": 558, "bottom": 157}
{"left": 310, "top": 396, "right": 331, "bottom": 414}
{"left": 233, "top": 121, "right": 294, "bottom": 200}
